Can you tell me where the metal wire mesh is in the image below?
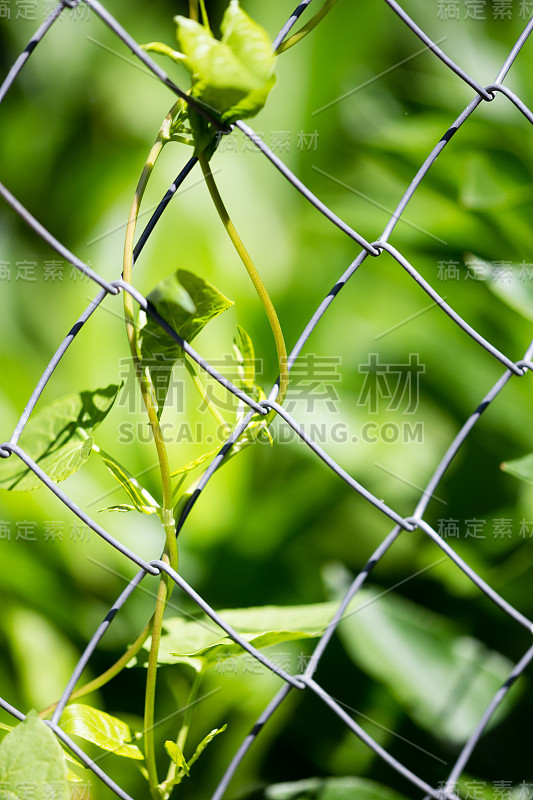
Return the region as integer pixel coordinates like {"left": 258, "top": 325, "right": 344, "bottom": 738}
{"left": 1, "top": 1, "right": 533, "bottom": 798}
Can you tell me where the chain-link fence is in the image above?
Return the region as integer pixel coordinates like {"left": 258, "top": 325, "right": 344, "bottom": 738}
{"left": 1, "top": 1, "right": 533, "bottom": 798}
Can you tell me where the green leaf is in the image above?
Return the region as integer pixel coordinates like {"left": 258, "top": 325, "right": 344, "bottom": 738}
{"left": 233, "top": 412, "right": 273, "bottom": 451}
{"left": 61, "top": 745, "right": 89, "bottom": 783}
{"left": 145, "top": 269, "right": 233, "bottom": 346}
{"left": 221, "top": 2, "right": 274, "bottom": 86}
{"left": 99, "top": 503, "right": 160, "bottom": 514}
{"left": 161, "top": 729, "right": 225, "bottom": 794}
{"left": 142, "top": 41, "right": 185, "bottom": 64}
{"left": 170, "top": 447, "right": 221, "bottom": 479}
{"left": 0, "top": 711, "right": 69, "bottom": 797}
{"left": 0, "top": 724, "right": 12, "bottom": 751}
{"left": 232, "top": 326, "right": 272, "bottom": 446}
{"left": 240, "top": 777, "right": 409, "bottom": 800}
{"left": 0, "top": 384, "right": 121, "bottom": 491}
{"left": 145, "top": 0, "right": 275, "bottom": 153}
{"left": 139, "top": 269, "right": 233, "bottom": 417}
{"left": 329, "top": 569, "right": 515, "bottom": 744}
{"left": 465, "top": 254, "right": 533, "bottom": 321}
{"left": 233, "top": 324, "right": 256, "bottom": 392}
{"left": 65, "top": 768, "right": 84, "bottom": 784}
{"left": 64, "top": 758, "right": 87, "bottom": 784}
{"left": 138, "top": 580, "right": 513, "bottom": 744}
{"left": 187, "top": 724, "right": 227, "bottom": 768}
{"left": 93, "top": 444, "right": 161, "bottom": 516}
{"left": 165, "top": 740, "right": 189, "bottom": 776}
{"left": 174, "top": 1, "right": 275, "bottom": 123}
{"left": 60, "top": 704, "right": 143, "bottom": 760}
{"left": 168, "top": 325, "right": 271, "bottom": 492}
{"left": 501, "top": 453, "right": 533, "bottom": 485}
{"left": 217, "top": 0, "right": 276, "bottom": 122}
{"left": 135, "top": 600, "right": 347, "bottom": 667}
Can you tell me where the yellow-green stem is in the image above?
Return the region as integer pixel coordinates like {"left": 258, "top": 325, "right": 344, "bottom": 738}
{"left": 123, "top": 102, "right": 183, "bottom": 790}
{"left": 188, "top": 0, "right": 210, "bottom": 29}
{"left": 198, "top": 152, "right": 288, "bottom": 410}
{"left": 39, "top": 616, "right": 154, "bottom": 719}
{"left": 276, "top": 0, "right": 338, "bottom": 54}
{"left": 39, "top": 104, "right": 183, "bottom": 728}
{"left": 122, "top": 112, "right": 178, "bottom": 566}
{"left": 144, "top": 554, "right": 172, "bottom": 794}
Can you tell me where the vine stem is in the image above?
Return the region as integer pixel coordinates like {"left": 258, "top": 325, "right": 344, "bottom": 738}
{"left": 39, "top": 0, "right": 334, "bottom": 741}
{"left": 144, "top": 566, "right": 171, "bottom": 799}
{"left": 122, "top": 102, "right": 182, "bottom": 793}
{"left": 198, "top": 151, "right": 289, "bottom": 409}
{"left": 40, "top": 105, "right": 184, "bottom": 727}
{"left": 275, "top": 0, "right": 338, "bottom": 54}
{"left": 161, "top": 669, "right": 205, "bottom": 795}
{"left": 38, "top": 616, "right": 154, "bottom": 719}
{"left": 189, "top": 0, "right": 209, "bottom": 29}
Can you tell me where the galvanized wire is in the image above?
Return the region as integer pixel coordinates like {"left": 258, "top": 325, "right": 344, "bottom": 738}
{"left": 1, "top": 1, "right": 533, "bottom": 798}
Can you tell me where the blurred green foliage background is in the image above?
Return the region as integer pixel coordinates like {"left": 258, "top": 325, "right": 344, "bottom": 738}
{"left": 1, "top": 0, "right": 533, "bottom": 797}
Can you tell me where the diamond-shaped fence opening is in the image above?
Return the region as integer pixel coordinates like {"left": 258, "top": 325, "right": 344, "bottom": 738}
{"left": 1, "top": 1, "right": 533, "bottom": 799}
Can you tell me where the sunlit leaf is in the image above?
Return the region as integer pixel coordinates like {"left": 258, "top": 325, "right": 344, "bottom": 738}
{"left": 66, "top": 768, "right": 84, "bottom": 783}
{"left": 0, "top": 384, "right": 121, "bottom": 491}
{"left": 60, "top": 704, "right": 143, "bottom": 760}
{"left": 99, "top": 503, "right": 160, "bottom": 514}
{"left": 144, "top": 0, "right": 275, "bottom": 154}
{"left": 165, "top": 740, "right": 189, "bottom": 776}
{"left": 232, "top": 326, "right": 271, "bottom": 445}
{"left": 0, "top": 724, "right": 12, "bottom": 751}
{"left": 187, "top": 724, "right": 227, "bottom": 768}
{"left": 233, "top": 413, "right": 273, "bottom": 451}
{"left": 142, "top": 41, "right": 185, "bottom": 63}
{"left": 161, "top": 727, "right": 226, "bottom": 795}
{"left": 64, "top": 756, "right": 87, "bottom": 784}
{"left": 233, "top": 324, "right": 256, "bottom": 392}
{"left": 135, "top": 600, "right": 346, "bottom": 667}
{"left": 221, "top": 2, "right": 274, "bottom": 84}
{"left": 62, "top": 744, "right": 89, "bottom": 783}
{"left": 0, "top": 711, "right": 68, "bottom": 797}
{"left": 139, "top": 269, "right": 233, "bottom": 417}
{"left": 93, "top": 444, "right": 161, "bottom": 516}
{"left": 175, "top": 0, "right": 275, "bottom": 123}
{"left": 170, "top": 447, "right": 220, "bottom": 479}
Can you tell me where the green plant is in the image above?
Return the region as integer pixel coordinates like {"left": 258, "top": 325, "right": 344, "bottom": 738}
{"left": 0, "top": 1, "right": 526, "bottom": 798}
{"left": 0, "top": 2, "right": 344, "bottom": 796}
